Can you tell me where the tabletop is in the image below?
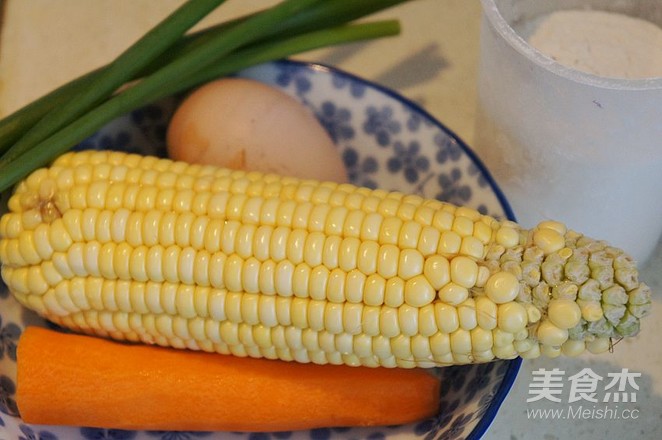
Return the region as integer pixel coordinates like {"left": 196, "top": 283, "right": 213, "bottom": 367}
{"left": 1, "top": 1, "right": 660, "bottom": 439}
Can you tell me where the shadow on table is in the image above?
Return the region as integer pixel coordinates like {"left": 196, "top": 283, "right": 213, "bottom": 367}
{"left": 320, "top": 41, "right": 449, "bottom": 94}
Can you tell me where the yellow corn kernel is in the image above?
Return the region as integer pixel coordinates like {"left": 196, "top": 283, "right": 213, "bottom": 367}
{"left": 460, "top": 236, "right": 484, "bottom": 259}
{"left": 495, "top": 226, "right": 519, "bottom": 248}
{"left": 429, "top": 332, "right": 451, "bottom": 356}
{"left": 457, "top": 298, "right": 478, "bottom": 330}
{"left": 257, "top": 295, "right": 278, "bottom": 327}
{"left": 561, "top": 339, "right": 585, "bottom": 357}
{"left": 497, "top": 301, "right": 528, "bottom": 333}
{"left": 379, "top": 216, "right": 402, "bottom": 245}
{"left": 438, "top": 230, "right": 462, "bottom": 255}
{"left": 208, "top": 252, "right": 227, "bottom": 290}
{"left": 423, "top": 255, "right": 450, "bottom": 290}
{"left": 450, "top": 256, "right": 478, "bottom": 288}
{"left": 292, "top": 298, "right": 310, "bottom": 329}
{"left": 429, "top": 207, "right": 451, "bottom": 230}
{"left": 398, "top": 248, "right": 424, "bottom": 280}
{"left": 537, "top": 220, "right": 567, "bottom": 236}
{"left": 537, "top": 320, "right": 569, "bottom": 347}
{"left": 276, "top": 199, "right": 297, "bottom": 228}
{"left": 519, "top": 343, "right": 541, "bottom": 359}
{"left": 326, "top": 268, "right": 346, "bottom": 303}
{"left": 493, "top": 343, "right": 518, "bottom": 359}
{"left": 417, "top": 226, "right": 441, "bottom": 256}
{"left": 547, "top": 298, "right": 582, "bottom": 329}
{"left": 338, "top": 237, "right": 360, "bottom": 272}
{"left": 473, "top": 221, "right": 493, "bottom": 244}
{"left": 578, "top": 300, "right": 604, "bottom": 322}
{"left": 384, "top": 277, "right": 405, "bottom": 308}
{"left": 411, "top": 334, "right": 432, "bottom": 360}
{"left": 49, "top": 219, "right": 73, "bottom": 252}
{"left": 377, "top": 196, "right": 400, "bottom": 217}
{"left": 485, "top": 271, "right": 520, "bottom": 304}
{"left": 398, "top": 221, "right": 421, "bottom": 249}
{"left": 377, "top": 244, "right": 399, "bottom": 279}
{"left": 404, "top": 275, "right": 435, "bottom": 307}
{"left": 345, "top": 269, "right": 366, "bottom": 304}
{"left": 417, "top": 304, "right": 437, "bottom": 337}
{"left": 434, "top": 302, "right": 459, "bottom": 334}
{"left": 493, "top": 328, "right": 515, "bottom": 347}
{"left": 308, "top": 265, "right": 329, "bottom": 301}
{"left": 343, "top": 303, "right": 363, "bottom": 335}
{"left": 364, "top": 274, "right": 386, "bottom": 306}
{"left": 452, "top": 215, "right": 474, "bottom": 237}
{"left": 360, "top": 212, "right": 383, "bottom": 241}
{"left": 274, "top": 260, "right": 295, "bottom": 297}
{"left": 292, "top": 263, "right": 311, "bottom": 298}
{"left": 437, "top": 282, "right": 469, "bottom": 306}
{"left": 244, "top": 257, "right": 261, "bottom": 293}
{"left": 372, "top": 335, "right": 392, "bottom": 359}
{"left": 540, "top": 344, "right": 562, "bottom": 358}
{"left": 357, "top": 240, "right": 379, "bottom": 275}
{"left": 533, "top": 228, "right": 565, "bottom": 255}
{"left": 475, "top": 265, "right": 490, "bottom": 288}
{"left": 302, "top": 231, "right": 324, "bottom": 267}
{"left": 471, "top": 327, "right": 494, "bottom": 352}
{"left": 322, "top": 235, "right": 341, "bottom": 269}
{"left": 236, "top": 224, "right": 257, "bottom": 260}
{"left": 450, "top": 329, "right": 472, "bottom": 354}
{"left": 362, "top": 306, "right": 381, "bottom": 336}
{"left": 586, "top": 337, "right": 611, "bottom": 354}
{"left": 379, "top": 306, "right": 400, "bottom": 338}
{"left": 475, "top": 295, "right": 498, "bottom": 330}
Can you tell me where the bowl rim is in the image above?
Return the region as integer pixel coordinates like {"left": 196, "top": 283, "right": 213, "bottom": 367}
{"left": 275, "top": 59, "right": 523, "bottom": 439}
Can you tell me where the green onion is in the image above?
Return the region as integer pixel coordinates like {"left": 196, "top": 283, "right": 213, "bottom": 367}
{"left": 0, "top": 0, "right": 408, "bottom": 192}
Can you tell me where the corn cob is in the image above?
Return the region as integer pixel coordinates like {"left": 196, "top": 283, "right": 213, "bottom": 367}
{"left": 0, "top": 150, "right": 651, "bottom": 368}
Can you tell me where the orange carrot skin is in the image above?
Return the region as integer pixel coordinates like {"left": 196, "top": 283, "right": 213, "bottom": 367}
{"left": 17, "top": 326, "right": 441, "bottom": 432}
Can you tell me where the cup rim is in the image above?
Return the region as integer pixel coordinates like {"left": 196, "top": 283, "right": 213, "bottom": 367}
{"left": 480, "top": 0, "right": 662, "bottom": 91}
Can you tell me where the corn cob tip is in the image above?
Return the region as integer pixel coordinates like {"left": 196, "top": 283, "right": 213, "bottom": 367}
{"left": 490, "top": 220, "right": 652, "bottom": 358}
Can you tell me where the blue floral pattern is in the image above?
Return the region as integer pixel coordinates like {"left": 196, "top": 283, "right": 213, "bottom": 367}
{"left": 18, "top": 424, "right": 58, "bottom": 440}
{"left": 343, "top": 148, "right": 378, "bottom": 189}
{"left": 0, "top": 316, "right": 20, "bottom": 361}
{"left": 146, "top": 431, "right": 212, "bottom": 439}
{"left": 0, "top": 60, "right": 519, "bottom": 439}
{"left": 0, "top": 277, "right": 8, "bottom": 299}
{"left": 316, "top": 101, "right": 355, "bottom": 143}
{"left": 80, "top": 428, "right": 137, "bottom": 440}
{"left": 0, "top": 375, "right": 18, "bottom": 417}
{"left": 331, "top": 74, "right": 367, "bottom": 99}
{"left": 387, "top": 140, "right": 430, "bottom": 183}
{"left": 363, "top": 106, "right": 401, "bottom": 147}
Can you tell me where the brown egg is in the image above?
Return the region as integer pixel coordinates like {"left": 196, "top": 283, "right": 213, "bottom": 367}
{"left": 167, "top": 77, "right": 348, "bottom": 182}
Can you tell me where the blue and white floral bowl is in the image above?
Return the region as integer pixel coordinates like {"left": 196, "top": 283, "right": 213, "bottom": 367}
{"left": 0, "top": 60, "right": 520, "bottom": 440}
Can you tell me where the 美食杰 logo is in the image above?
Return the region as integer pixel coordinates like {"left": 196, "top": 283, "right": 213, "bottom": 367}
{"left": 525, "top": 367, "right": 641, "bottom": 420}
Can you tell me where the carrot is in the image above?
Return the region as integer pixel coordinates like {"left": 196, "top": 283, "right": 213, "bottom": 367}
{"left": 16, "top": 326, "right": 440, "bottom": 432}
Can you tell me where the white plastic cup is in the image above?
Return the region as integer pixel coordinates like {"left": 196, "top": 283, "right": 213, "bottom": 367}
{"left": 474, "top": 0, "right": 662, "bottom": 263}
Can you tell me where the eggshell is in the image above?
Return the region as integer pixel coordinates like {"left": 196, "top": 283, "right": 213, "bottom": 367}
{"left": 167, "top": 78, "right": 348, "bottom": 182}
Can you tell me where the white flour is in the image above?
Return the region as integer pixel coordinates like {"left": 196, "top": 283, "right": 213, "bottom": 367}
{"left": 527, "top": 9, "right": 662, "bottom": 79}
